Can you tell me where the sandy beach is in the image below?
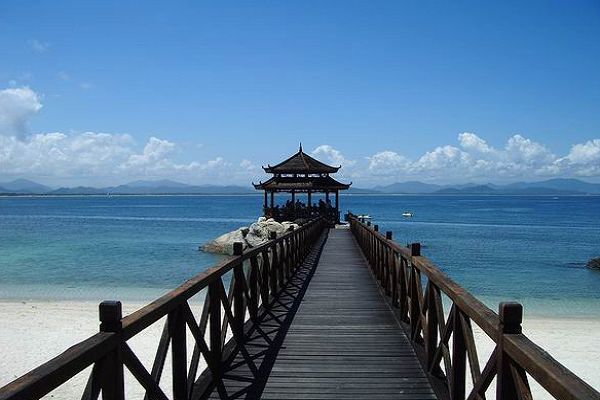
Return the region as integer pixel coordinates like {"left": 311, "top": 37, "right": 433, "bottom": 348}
{"left": 0, "top": 300, "right": 598, "bottom": 399}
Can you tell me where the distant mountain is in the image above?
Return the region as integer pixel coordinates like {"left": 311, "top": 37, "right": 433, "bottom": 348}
{"left": 0, "top": 179, "right": 52, "bottom": 193}
{"left": 374, "top": 181, "right": 442, "bottom": 194}
{"left": 50, "top": 186, "right": 107, "bottom": 195}
{"left": 434, "top": 185, "right": 497, "bottom": 195}
{"left": 2, "top": 177, "right": 599, "bottom": 196}
{"left": 372, "top": 178, "right": 600, "bottom": 195}
{"left": 47, "top": 183, "right": 254, "bottom": 195}
{"left": 110, "top": 182, "right": 253, "bottom": 194}
{"left": 125, "top": 179, "right": 192, "bottom": 189}
{"left": 346, "top": 187, "right": 380, "bottom": 194}
{"left": 433, "top": 184, "right": 581, "bottom": 195}
{"left": 504, "top": 178, "right": 600, "bottom": 194}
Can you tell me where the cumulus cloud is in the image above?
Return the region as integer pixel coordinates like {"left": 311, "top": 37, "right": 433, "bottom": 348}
{"left": 0, "top": 87, "right": 42, "bottom": 139}
{"left": 458, "top": 132, "right": 494, "bottom": 154}
{"left": 365, "top": 132, "right": 600, "bottom": 183}
{"left": 1, "top": 86, "right": 599, "bottom": 186}
{"left": 311, "top": 145, "right": 355, "bottom": 168}
{"left": 0, "top": 86, "right": 257, "bottom": 185}
{"left": 368, "top": 151, "right": 409, "bottom": 176}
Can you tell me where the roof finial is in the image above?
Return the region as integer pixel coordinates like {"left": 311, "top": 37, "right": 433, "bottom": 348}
{"left": 299, "top": 142, "right": 303, "bottom": 152}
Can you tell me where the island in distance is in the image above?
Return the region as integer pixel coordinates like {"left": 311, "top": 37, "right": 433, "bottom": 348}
{"left": 1, "top": 177, "right": 600, "bottom": 196}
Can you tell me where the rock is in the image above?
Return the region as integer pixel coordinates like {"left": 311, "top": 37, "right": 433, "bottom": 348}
{"left": 587, "top": 257, "right": 600, "bottom": 270}
{"left": 245, "top": 231, "right": 266, "bottom": 247}
{"left": 200, "top": 228, "right": 248, "bottom": 255}
{"left": 201, "top": 217, "right": 299, "bottom": 255}
{"left": 281, "top": 221, "right": 300, "bottom": 231}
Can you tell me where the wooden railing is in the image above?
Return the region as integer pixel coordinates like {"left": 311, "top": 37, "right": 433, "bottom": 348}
{"left": 348, "top": 214, "right": 600, "bottom": 400}
{"left": 0, "top": 217, "right": 326, "bottom": 400}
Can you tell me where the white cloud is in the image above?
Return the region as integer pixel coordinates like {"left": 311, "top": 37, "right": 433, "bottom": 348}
{"left": 564, "top": 139, "right": 600, "bottom": 165}
{"left": 368, "top": 151, "right": 409, "bottom": 176}
{"left": 1, "top": 86, "right": 599, "bottom": 186}
{"left": 505, "top": 134, "right": 555, "bottom": 166}
{"left": 362, "top": 132, "right": 600, "bottom": 183}
{"left": 240, "top": 159, "right": 257, "bottom": 171}
{"left": 28, "top": 39, "right": 50, "bottom": 53}
{"left": 0, "top": 87, "right": 43, "bottom": 139}
{"left": 458, "top": 132, "right": 494, "bottom": 154}
{"left": 311, "top": 145, "right": 355, "bottom": 167}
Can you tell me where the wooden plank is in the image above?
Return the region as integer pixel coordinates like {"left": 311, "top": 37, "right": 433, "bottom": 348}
{"left": 259, "top": 229, "right": 436, "bottom": 399}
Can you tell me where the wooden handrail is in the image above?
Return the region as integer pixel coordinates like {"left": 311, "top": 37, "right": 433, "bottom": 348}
{"left": 347, "top": 213, "right": 599, "bottom": 400}
{"left": 0, "top": 216, "right": 327, "bottom": 400}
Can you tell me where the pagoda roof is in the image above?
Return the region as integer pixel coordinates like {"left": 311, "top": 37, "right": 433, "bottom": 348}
{"left": 253, "top": 175, "right": 351, "bottom": 192}
{"left": 263, "top": 145, "right": 340, "bottom": 174}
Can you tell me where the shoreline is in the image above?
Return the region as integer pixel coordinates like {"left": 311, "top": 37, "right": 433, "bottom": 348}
{"left": 0, "top": 299, "right": 598, "bottom": 399}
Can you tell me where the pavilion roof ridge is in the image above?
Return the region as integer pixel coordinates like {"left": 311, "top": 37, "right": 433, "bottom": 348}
{"left": 263, "top": 146, "right": 341, "bottom": 174}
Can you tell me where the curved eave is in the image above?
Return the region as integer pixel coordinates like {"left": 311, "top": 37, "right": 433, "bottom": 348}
{"left": 262, "top": 166, "right": 340, "bottom": 174}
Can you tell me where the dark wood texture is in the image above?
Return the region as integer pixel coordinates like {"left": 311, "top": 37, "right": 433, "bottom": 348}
{"left": 348, "top": 213, "right": 600, "bottom": 400}
{"left": 260, "top": 229, "right": 436, "bottom": 399}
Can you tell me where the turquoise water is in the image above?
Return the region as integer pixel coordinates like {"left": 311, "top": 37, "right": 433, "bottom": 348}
{"left": 1, "top": 195, "right": 599, "bottom": 316}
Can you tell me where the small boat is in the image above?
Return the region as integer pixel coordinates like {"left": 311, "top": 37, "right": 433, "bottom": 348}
{"left": 402, "top": 212, "right": 413, "bottom": 218}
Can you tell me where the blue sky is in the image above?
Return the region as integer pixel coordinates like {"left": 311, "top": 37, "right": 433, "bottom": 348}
{"left": 1, "top": 1, "right": 599, "bottom": 186}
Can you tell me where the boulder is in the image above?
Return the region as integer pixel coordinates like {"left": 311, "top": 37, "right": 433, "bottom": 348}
{"left": 201, "top": 217, "right": 299, "bottom": 255}
{"left": 587, "top": 257, "right": 600, "bottom": 270}
{"left": 200, "top": 228, "right": 248, "bottom": 255}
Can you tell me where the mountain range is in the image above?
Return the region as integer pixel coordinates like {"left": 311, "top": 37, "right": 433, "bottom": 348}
{"left": 1, "top": 178, "right": 599, "bottom": 195}
{"left": 0, "top": 179, "right": 255, "bottom": 195}
{"left": 372, "top": 178, "right": 600, "bottom": 195}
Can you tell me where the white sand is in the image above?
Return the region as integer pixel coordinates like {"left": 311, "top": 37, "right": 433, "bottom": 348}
{"left": 0, "top": 300, "right": 207, "bottom": 399}
{"left": 0, "top": 301, "right": 598, "bottom": 399}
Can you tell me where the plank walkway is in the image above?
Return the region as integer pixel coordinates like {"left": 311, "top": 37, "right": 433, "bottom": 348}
{"left": 204, "top": 228, "right": 436, "bottom": 399}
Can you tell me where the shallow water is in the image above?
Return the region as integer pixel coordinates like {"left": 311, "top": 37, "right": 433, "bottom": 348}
{"left": 1, "top": 194, "right": 599, "bottom": 316}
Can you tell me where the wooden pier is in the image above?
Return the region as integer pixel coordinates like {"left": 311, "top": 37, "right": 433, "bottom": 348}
{"left": 1, "top": 216, "right": 599, "bottom": 400}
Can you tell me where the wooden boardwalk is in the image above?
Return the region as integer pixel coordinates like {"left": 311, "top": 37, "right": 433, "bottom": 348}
{"left": 206, "top": 228, "right": 436, "bottom": 399}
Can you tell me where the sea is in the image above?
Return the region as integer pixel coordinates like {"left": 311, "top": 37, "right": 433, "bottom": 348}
{"left": 1, "top": 194, "right": 599, "bottom": 317}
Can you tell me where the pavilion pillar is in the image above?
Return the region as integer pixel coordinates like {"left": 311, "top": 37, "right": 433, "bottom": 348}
{"left": 325, "top": 191, "right": 329, "bottom": 203}
{"left": 335, "top": 190, "right": 339, "bottom": 222}
{"left": 264, "top": 191, "right": 268, "bottom": 209}
{"left": 270, "top": 191, "right": 274, "bottom": 208}
{"left": 307, "top": 191, "right": 312, "bottom": 209}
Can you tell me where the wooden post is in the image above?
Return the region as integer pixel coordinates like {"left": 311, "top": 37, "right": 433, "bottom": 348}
{"left": 410, "top": 242, "right": 421, "bottom": 256}
{"left": 426, "top": 285, "right": 439, "bottom": 373}
{"left": 99, "top": 301, "right": 125, "bottom": 400}
{"left": 261, "top": 250, "right": 270, "bottom": 305}
{"left": 496, "top": 302, "right": 525, "bottom": 400}
{"left": 385, "top": 231, "right": 392, "bottom": 240}
{"left": 374, "top": 224, "right": 379, "bottom": 232}
{"left": 307, "top": 190, "right": 312, "bottom": 215}
{"left": 270, "top": 191, "right": 274, "bottom": 208}
{"left": 233, "top": 242, "right": 244, "bottom": 256}
{"left": 208, "top": 282, "right": 222, "bottom": 380}
{"left": 451, "top": 309, "right": 466, "bottom": 400}
{"left": 249, "top": 256, "right": 259, "bottom": 319}
{"left": 233, "top": 243, "right": 245, "bottom": 327}
{"left": 169, "top": 306, "right": 187, "bottom": 400}
{"left": 264, "top": 191, "right": 268, "bottom": 209}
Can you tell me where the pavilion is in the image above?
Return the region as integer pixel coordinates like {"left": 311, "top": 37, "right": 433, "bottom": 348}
{"left": 253, "top": 145, "right": 351, "bottom": 223}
